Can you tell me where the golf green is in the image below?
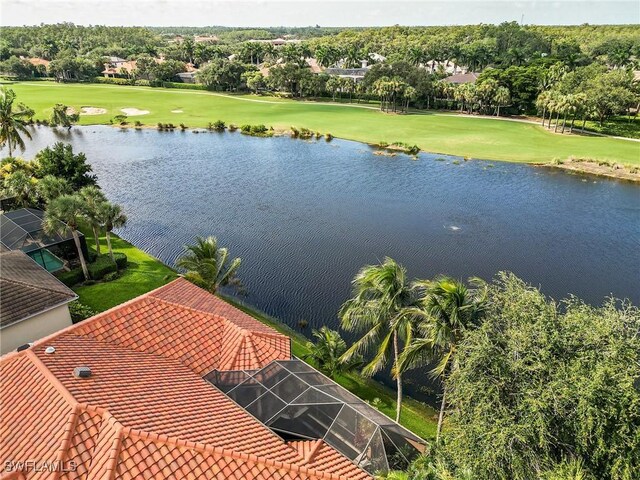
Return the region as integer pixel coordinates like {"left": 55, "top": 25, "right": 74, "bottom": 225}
{"left": 11, "top": 81, "right": 640, "bottom": 165}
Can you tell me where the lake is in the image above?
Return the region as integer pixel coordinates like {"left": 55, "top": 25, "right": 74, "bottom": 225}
{"left": 10, "top": 126, "right": 640, "bottom": 399}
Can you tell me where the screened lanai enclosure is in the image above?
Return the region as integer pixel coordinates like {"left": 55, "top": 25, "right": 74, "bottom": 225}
{"left": 0, "top": 208, "right": 87, "bottom": 272}
{"left": 205, "top": 359, "right": 426, "bottom": 474}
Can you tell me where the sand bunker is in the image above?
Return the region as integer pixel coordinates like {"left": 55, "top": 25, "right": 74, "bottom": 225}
{"left": 171, "top": 109, "right": 183, "bottom": 113}
{"left": 65, "top": 107, "right": 77, "bottom": 115}
{"left": 81, "top": 106, "right": 107, "bottom": 115}
{"left": 121, "top": 108, "right": 149, "bottom": 116}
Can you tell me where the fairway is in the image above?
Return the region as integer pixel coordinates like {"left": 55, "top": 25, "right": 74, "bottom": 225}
{"left": 12, "top": 81, "right": 640, "bottom": 165}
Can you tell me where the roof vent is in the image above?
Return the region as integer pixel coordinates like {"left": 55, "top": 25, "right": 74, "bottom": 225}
{"left": 44, "top": 346, "right": 56, "bottom": 354}
{"left": 73, "top": 366, "right": 92, "bottom": 378}
{"left": 16, "top": 343, "right": 33, "bottom": 352}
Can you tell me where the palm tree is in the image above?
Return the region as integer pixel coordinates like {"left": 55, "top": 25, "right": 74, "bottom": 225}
{"left": 176, "top": 236, "right": 241, "bottom": 294}
{"left": 0, "top": 88, "right": 33, "bottom": 157}
{"left": 50, "top": 103, "right": 79, "bottom": 130}
{"left": 44, "top": 194, "right": 90, "bottom": 281}
{"left": 79, "top": 186, "right": 107, "bottom": 255}
{"left": 98, "top": 202, "right": 127, "bottom": 263}
{"left": 304, "top": 326, "right": 363, "bottom": 379}
{"left": 339, "top": 257, "right": 419, "bottom": 422}
{"left": 397, "top": 276, "right": 487, "bottom": 443}
{"left": 36, "top": 174, "right": 71, "bottom": 204}
{"left": 493, "top": 86, "right": 511, "bottom": 117}
{"left": 407, "top": 45, "right": 424, "bottom": 66}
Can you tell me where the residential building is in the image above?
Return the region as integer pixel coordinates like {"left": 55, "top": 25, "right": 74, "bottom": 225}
{"left": 442, "top": 72, "right": 480, "bottom": 84}
{"left": 0, "top": 250, "right": 77, "bottom": 354}
{"left": 102, "top": 58, "right": 137, "bottom": 78}
{"left": 0, "top": 278, "right": 424, "bottom": 478}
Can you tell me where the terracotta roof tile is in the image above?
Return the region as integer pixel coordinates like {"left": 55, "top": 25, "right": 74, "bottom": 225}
{"left": 0, "top": 278, "right": 370, "bottom": 479}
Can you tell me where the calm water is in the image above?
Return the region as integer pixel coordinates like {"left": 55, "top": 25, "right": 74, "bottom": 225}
{"left": 10, "top": 126, "right": 640, "bottom": 398}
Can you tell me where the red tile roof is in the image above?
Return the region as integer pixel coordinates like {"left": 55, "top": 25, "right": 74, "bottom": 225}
{"left": 0, "top": 278, "right": 370, "bottom": 480}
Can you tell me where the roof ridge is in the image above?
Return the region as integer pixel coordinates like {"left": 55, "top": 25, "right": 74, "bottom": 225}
{"left": 304, "top": 439, "right": 325, "bottom": 464}
{"left": 25, "top": 349, "right": 77, "bottom": 406}
{"left": 229, "top": 327, "right": 251, "bottom": 371}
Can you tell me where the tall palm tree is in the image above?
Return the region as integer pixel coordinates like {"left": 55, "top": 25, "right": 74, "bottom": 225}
{"left": 304, "top": 326, "right": 363, "bottom": 379}
{"left": 339, "top": 257, "right": 418, "bottom": 422}
{"left": 493, "top": 86, "right": 511, "bottom": 117}
{"left": 0, "top": 88, "right": 33, "bottom": 157}
{"left": 397, "top": 276, "right": 487, "bottom": 442}
{"left": 78, "top": 186, "right": 107, "bottom": 255}
{"left": 98, "top": 202, "right": 127, "bottom": 263}
{"left": 50, "top": 103, "right": 79, "bottom": 130}
{"left": 176, "top": 236, "right": 241, "bottom": 294}
{"left": 44, "top": 194, "right": 90, "bottom": 281}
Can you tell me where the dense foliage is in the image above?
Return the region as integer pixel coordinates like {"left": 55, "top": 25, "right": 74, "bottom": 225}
{"left": 1, "top": 23, "right": 637, "bottom": 131}
{"left": 395, "top": 273, "right": 639, "bottom": 480}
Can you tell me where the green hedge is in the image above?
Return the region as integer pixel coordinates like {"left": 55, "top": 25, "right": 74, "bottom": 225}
{"left": 56, "top": 268, "right": 85, "bottom": 287}
{"left": 88, "top": 255, "right": 117, "bottom": 279}
{"left": 92, "top": 77, "right": 151, "bottom": 87}
{"left": 113, "top": 252, "right": 127, "bottom": 269}
{"left": 160, "top": 81, "right": 207, "bottom": 90}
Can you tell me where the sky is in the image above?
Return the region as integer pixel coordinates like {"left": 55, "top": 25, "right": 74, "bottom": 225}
{"left": 1, "top": 0, "right": 639, "bottom": 27}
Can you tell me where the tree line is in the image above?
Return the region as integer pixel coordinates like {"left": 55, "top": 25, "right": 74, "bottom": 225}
{"left": 0, "top": 23, "right": 638, "bottom": 133}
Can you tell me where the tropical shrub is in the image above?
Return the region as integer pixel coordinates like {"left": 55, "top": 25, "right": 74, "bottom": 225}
{"left": 303, "top": 327, "right": 363, "bottom": 379}
{"left": 69, "top": 301, "right": 97, "bottom": 323}
{"left": 213, "top": 120, "right": 226, "bottom": 131}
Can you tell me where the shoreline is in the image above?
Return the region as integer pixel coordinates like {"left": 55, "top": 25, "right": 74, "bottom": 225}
{"left": 535, "top": 159, "right": 640, "bottom": 183}
{"left": 33, "top": 122, "right": 640, "bottom": 184}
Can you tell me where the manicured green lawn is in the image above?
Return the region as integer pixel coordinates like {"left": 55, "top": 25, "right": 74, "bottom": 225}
{"left": 73, "top": 230, "right": 178, "bottom": 311}
{"left": 73, "top": 228, "right": 437, "bottom": 439}
{"left": 13, "top": 81, "right": 640, "bottom": 165}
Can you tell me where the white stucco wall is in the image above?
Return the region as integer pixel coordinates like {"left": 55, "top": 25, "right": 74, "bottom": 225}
{"left": 0, "top": 304, "right": 73, "bottom": 355}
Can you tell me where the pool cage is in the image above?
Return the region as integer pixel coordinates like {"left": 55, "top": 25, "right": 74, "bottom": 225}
{"left": 0, "top": 208, "right": 87, "bottom": 271}
{"left": 205, "top": 359, "right": 425, "bottom": 474}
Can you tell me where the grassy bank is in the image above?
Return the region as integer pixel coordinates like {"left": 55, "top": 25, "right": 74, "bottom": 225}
{"left": 13, "top": 81, "right": 640, "bottom": 165}
{"left": 73, "top": 229, "right": 438, "bottom": 439}
{"left": 74, "top": 229, "right": 178, "bottom": 311}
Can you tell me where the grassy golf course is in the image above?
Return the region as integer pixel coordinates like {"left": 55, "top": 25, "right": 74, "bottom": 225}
{"left": 11, "top": 81, "right": 640, "bottom": 165}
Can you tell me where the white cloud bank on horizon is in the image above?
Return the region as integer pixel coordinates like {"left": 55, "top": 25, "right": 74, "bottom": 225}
{"left": 2, "top": 0, "right": 638, "bottom": 27}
